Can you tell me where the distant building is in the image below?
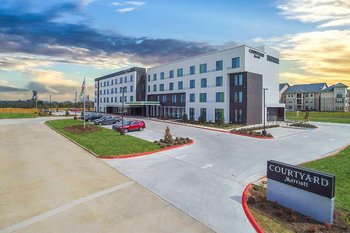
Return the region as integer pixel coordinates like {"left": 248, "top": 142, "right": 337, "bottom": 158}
{"left": 285, "top": 83, "right": 327, "bottom": 111}
{"left": 320, "top": 83, "right": 349, "bottom": 112}
{"left": 279, "top": 83, "right": 289, "bottom": 103}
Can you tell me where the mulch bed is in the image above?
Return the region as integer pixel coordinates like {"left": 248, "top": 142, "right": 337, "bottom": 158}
{"left": 247, "top": 183, "right": 350, "bottom": 233}
{"left": 154, "top": 137, "right": 193, "bottom": 148}
{"left": 64, "top": 125, "right": 101, "bottom": 134}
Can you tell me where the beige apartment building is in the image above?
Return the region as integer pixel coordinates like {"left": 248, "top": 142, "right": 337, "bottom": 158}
{"left": 320, "top": 83, "right": 349, "bottom": 112}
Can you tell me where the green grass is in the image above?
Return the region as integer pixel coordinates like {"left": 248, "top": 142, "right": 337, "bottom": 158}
{"left": 301, "top": 146, "right": 350, "bottom": 211}
{"left": 0, "top": 113, "right": 37, "bottom": 119}
{"left": 46, "top": 119, "right": 160, "bottom": 157}
{"left": 286, "top": 111, "right": 350, "bottom": 124}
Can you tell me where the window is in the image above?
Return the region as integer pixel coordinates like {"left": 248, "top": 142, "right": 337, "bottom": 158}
{"left": 199, "top": 93, "right": 207, "bottom": 102}
{"left": 153, "top": 84, "right": 157, "bottom": 92}
{"left": 216, "top": 76, "right": 223, "bottom": 86}
{"left": 115, "top": 79, "right": 118, "bottom": 84}
{"left": 189, "top": 94, "right": 195, "bottom": 102}
{"left": 200, "top": 108, "right": 207, "bottom": 121}
{"left": 215, "top": 109, "right": 224, "bottom": 122}
{"left": 160, "top": 72, "right": 165, "bottom": 80}
{"left": 111, "top": 97, "right": 113, "bottom": 103}
{"left": 216, "top": 60, "right": 223, "bottom": 71}
{"left": 233, "top": 92, "right": 238, "bottom": 103}
{"left": 147, "top": 75, "right": 150, "bottom": 82}
{"left": 147, "top": 85, "right": 150, "bottom": 92}
{"left": 201, "top": 78, "right": 207, "bottom": 88}
{"left": 305, "top": 94, "right": 308, "bottom": 97}
{"left": 130, "top": 85, "right": 133, "bottom": 92}
{"left": 107, "top": 89, "right": 109, "bottom": 94}
{"left": 106, "top": 97, "right": 109, "bottom": 103}
{"left": 189, "top": 108, "right": 195, "bottom": 121}
{"left": 190, "top": 66, "right": 195, "bottom": 75}
{"left": 100, "top": 97, "right": 102, "bottom": 103}
{"left": 239, "top": 91, "right": 243, "bottom": 102}
{"left": 190, "top": 80, "right": 195, "bottom": 89}
{"left": 115, "top": 97, "right": 118, "bottom": 102}
{"left": 180, "top": 94, "right": 185, "bottom": 103}
{"left": 153, "top": 73, "right": 157, "bottom": 81}
{"left": 169, "top": 82, "right": 174, "bottom": 90}
{"left": 124, "top": 96, "right": 127, "bottom": 102}
{"left": 199, "top": 63, "right": 207, "bottom": 73}
{"left": 107, "top": 81, "right": 109, "bottom": 86}
{"left": 130, "top": 75, "right": 133, "bottom": 82}
{"left": 232, "top": 57, "right": 240, "bottom": 68}
{"left": 115, "top": 88, "right": 117, "bottom": 93}
{"left": 130, "top": 96, "right": 134, "bottom": 102}
{"left": 162, "top": 95, "right": 167, "bottom": 102}
{"left": 169, "top": 70, "right": 174, "bottom": 78}
{"left": 111, "top": 80, "right": 114, "bottom": 85}
{"left": 124, "top": 76, "right": 127, "bottom": 83}
{"left": 172, "top": 95, "right": 177, "bottom": 103}
{"left": 111, "top": 88, "right": 114, "bottom": 94}
{"left": 120, "top": 96, "right": 122, "bottom": 102}
{"left": 216, "top": 92, "right": 224, "bottom": 102}
{"left": 177, "top": 68, "right": 183, "bottom": 77}
{"left": 103, "top": 97, "right": 106, "bottom": 103}
{"left": 233, "top": 74, "right": 243, "bottom": 86}
{"left": 100, "top": 90, "right": 102, "bottom": 95}
{"left": 178, "top": 81, "right": 183, "bottom": 90}
{"left": 160, "top": 84, "right": 164, "bottom": 91}
{"left": 120, "top": 77, "right": 123, "bottom": 83}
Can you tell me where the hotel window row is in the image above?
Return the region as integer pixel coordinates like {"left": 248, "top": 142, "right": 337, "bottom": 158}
{"left": 147, "top": 57, "right": 240, "bottom": 81}
{"left": 99, "top": 86, "right": 133, "bottom": 95}
{"left": 189, "top": 92, "right": 224, "bottom": 103}
{"left": 100, "top": 75, "right": 134, "bottom": 87}
{"left": 100, "top": 96, "right": 134, "bottom": 103}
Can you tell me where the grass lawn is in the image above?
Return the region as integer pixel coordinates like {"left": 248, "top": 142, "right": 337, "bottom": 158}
{"left": 0, "top": 113, "right": 37, "bottom": 119}
{"left": 46, "top": 119, "right": 160, "bottom": 157}
{"left": 301, "top": 146, "right": 350, "bottom": 211}
{"left": 286, "top": 111, "right": 350, "bottom": 124}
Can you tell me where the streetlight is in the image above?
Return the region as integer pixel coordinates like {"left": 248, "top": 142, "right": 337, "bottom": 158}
{"left": 262, "top": 88, "right": 268, "bottom": 136}
{"left": 120, "top": 86, "right": 126, "bottom": 135}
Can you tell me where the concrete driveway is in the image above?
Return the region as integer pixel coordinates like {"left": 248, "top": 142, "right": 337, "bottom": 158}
{"left": 104, "top": 119, "right": 350, "bottom": 233}
{"left": 0, "top": 118, "right": 213, "bottom": 233}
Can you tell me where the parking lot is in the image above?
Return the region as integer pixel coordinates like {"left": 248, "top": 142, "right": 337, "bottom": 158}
{"left": 104, "top": 118, "right": 350, "bottom": 233}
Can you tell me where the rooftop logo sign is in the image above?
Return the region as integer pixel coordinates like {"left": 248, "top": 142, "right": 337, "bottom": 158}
{"left": 249, "top": 49, "right": 265, "bottom": 59}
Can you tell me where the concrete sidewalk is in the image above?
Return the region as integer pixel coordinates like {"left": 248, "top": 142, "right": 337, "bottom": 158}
{"left": 0, "top": 121, "right": 213, "bottom": 233}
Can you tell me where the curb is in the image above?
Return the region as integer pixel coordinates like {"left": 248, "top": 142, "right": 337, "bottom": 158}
{"left": 149, "top": 118, "right": 274, "bottom": 140}
{"left": 45, "top": 121, "right": 194, "bottom": 160}
{"left": 242, "top": 183, "right": 264, "bottom": 233}
{"left": 99, "top": 140, "right": 194, "bottom": 159}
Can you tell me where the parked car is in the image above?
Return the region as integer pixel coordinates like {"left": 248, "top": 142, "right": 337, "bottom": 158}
{"left": 115, "top": 120, "right": 146, "bottom": 133}
{"left": 80, "top": 112, "right": 93, "bottom": 120}
{"left": 112, "top": 120, "right": 130, "bottom": 130}
{"left": 85, "top": 113, "right": 104, "bottom": 122}
{"left": 94, "top": 116, "right": 120, "bottom": 125}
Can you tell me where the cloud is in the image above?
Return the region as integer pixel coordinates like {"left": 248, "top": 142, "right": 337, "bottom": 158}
{"left": 125, "top": 1, "right": 145, "bottom": 6}
{"left": 0, "top": 85, "right": 28, "bottom": 92}
{"left": 0, "top": 2, "right": 215, "bottom": 70}
{"left": 117, "top": 7, "right": 135, "bottom": 13}
{"left": 278, "top": 0, "right": 350, "bottom": 27}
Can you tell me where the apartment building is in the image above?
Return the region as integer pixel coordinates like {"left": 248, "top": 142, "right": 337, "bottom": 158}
{"left": 285, "top": 83, "right": 327, "bottom": 111}
{"left": 94, "top": 67, "right": 147, "bottom": 114}
{"left": 279, "top": 83, "right": 289, "bottom": 103}
{"left": 320, "top": 83, "right": 349, "bottom": 112}
{"left": 95, "top": 45, "right": 285, "bottom": 124}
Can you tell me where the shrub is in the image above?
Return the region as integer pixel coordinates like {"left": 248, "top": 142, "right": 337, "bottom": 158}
{"left": 246, "top": 196, "right": 256, "bottom": 205}
{"left": 182, "top": 113, "right": 188, "bottom": 122}
{"left": 164, "top": 126, "right": 173, "bottom": 143}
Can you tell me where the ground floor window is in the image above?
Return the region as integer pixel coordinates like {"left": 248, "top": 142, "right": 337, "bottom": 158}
{"left": 189, "top": 108, "right": 195, "bottom": 121}
{"left": 215, "top": 109, "right": 224, "bottom": 122}
{"left": 199, "top": 108, "right": 207, "bottom": 122}
{"left": 234, "top": 109, "right": 242, "bottom": 123}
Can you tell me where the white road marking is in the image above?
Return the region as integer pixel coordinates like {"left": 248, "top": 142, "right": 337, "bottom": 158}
{"left": 176, "top": 154, "right": 188, "bottom": 159}
{"left": 0, "top": 181, "right": 135, "bottom": 233}
{"left": 201, "top": 163, "right": 213, "bottom": 169}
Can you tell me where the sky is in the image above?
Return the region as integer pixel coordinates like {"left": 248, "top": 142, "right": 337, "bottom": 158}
{"left": 0, "top": 0, "right": 349, "bottom": 101}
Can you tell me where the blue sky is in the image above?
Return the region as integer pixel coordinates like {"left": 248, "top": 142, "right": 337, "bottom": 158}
{"left": 0, "top": 0, "right": 349, "bottom": 101}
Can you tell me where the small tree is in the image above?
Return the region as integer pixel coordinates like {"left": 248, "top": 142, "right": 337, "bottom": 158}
{"left": 164, "top": 126, "right": 173, "bottom": 143}
{"left": 198, "top": 115, "right": 205, "bottom": 123}
{"left": 182, "top": 113, "right": 188, "bottom": 122}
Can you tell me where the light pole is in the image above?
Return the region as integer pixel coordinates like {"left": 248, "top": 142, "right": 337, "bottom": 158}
{"left": 74, "top": 91, "right": 78, "bottom": 119}
{"left": 120, "top": 86, "right": 126, "bottom": 135}
{"left": 262, "top": 88, "right": 268, "bottom": 136}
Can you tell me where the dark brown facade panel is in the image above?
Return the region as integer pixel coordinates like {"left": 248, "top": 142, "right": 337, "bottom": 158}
{"left": 246, "top": 72, "right": 263, "bottom": 124}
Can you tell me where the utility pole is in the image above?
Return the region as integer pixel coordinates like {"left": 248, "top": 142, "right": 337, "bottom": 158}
{"left": 120, "top": 86, "right": 125, "bottom": 135}
{"left": 262, "top": 88, "right": 268, "bottom": 136}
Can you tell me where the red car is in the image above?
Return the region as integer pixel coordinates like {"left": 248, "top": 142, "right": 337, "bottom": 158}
{"left": 117, "top": 120, "right": 146, "bottom": 133}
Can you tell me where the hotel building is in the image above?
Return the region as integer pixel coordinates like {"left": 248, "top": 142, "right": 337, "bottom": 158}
{"left": 95, "top": 45, "right": 285, "bottom": 124}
